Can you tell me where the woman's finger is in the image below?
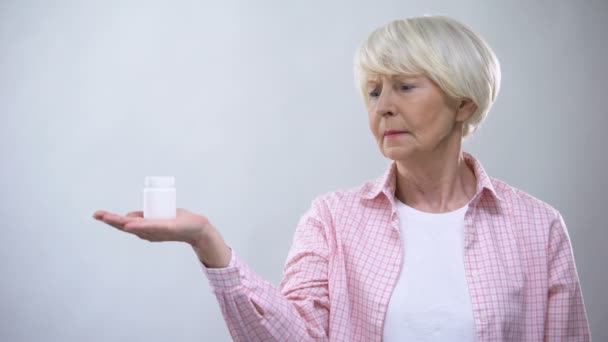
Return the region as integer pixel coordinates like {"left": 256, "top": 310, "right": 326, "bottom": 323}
{"left": 93, "top": 210, "right": 109, "bottom": 220}
{"left": 126, "top": 211, "right": 143, "bottom": 218}
{"left": 124, "top": 219, "right": 178, "bottom": 242}
{"left": 133, "top": 231, "right": 154, "bottom": 242}
{"left": 101, "top": 213, "right": 141, "bottom": 231}
{"left": 124, "top": 218, "right": 173, "bottom": 232}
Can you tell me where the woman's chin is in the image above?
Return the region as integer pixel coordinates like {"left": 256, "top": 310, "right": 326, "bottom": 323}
{"left": 382, "top": 146, "right": 414, "bottom": 160}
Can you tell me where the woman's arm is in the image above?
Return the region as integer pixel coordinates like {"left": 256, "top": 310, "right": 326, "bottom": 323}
{"left": 199, "top": 197, "right": 331, "bottom": 341}
{"left": 94, "top": 198, "right": 331, "bottom": 341}
{"left": 544, "top": 211, "right": 591, "bottom": 341}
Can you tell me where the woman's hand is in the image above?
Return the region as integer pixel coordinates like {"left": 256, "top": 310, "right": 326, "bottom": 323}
{"left": 92, "top": 208, "right": 231, "bottom": 268}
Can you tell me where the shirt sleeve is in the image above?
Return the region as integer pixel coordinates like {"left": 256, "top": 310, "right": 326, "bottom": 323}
{"left": 544, "top": 211, "right": 591, "bottom": 341}
{"left": 201, "top": 197, "right": 331, "bottom": 341}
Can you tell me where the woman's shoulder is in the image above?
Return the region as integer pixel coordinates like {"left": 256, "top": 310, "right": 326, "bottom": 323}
{"left": 304, "top": 177, "right": 385, "bottom": 226}
{"left": 308, "top": 186, "right": 365, "bottom": 213}
{"left": 312, "top": 175, "right": 381, "bottom": 206}
{"left": 489, "top": 176, "right": 561, "bottom": 220}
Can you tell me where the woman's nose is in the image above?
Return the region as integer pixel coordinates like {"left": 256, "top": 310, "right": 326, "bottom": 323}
{"left": 375, "top": 89, "right": 397, "bottom": 117}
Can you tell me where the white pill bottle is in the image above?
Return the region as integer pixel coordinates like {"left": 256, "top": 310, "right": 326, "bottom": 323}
{"left": 143, "top": 176, "right": 176, "bottom": 219}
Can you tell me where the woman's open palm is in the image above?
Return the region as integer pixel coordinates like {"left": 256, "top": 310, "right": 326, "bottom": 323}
{"left": 93, "top": 208, "right": 232, "bottom": 267}
{"left": 92, "top": 208, "right": 210, "bottom": 245}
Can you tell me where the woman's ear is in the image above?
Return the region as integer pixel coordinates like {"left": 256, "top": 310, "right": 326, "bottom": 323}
{"left": 456, "top": 98, "right": 477, "bottom": 122}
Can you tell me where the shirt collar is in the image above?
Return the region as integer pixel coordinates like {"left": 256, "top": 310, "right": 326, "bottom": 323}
{"left": 360, "top": 152, "right": 505, "bottom": 205}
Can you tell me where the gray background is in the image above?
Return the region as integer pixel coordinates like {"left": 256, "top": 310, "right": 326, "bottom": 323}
{"left": 1, "top": 0, "right": 606, "bottom": 341}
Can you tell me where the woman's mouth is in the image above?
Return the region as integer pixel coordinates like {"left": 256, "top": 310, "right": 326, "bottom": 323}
{"left": 384, "top": 130, "right": 408, "bottom": 138}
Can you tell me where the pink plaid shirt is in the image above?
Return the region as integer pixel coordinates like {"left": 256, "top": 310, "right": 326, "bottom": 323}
{"left": 202, "top": 152, "right": 591, "bottom": 341}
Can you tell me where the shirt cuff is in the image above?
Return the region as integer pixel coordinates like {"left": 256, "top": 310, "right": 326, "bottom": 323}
{"left": 200, "top": 247, "right": 242, "bottom": 291}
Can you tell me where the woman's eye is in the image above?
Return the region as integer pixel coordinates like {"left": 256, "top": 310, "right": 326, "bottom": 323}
{"left": 368, "top": 83, "right": 414, "bottom": 98}
{"left": 400, "top": 84, "right": 415, "bottom": 91}
{"left": 369, "top": 89, "right": 380, "bottom": 98}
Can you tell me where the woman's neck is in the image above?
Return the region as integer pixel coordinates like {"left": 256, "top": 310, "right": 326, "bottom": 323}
{"left": 393, "top": 141, "right": 477, "bottom": 213}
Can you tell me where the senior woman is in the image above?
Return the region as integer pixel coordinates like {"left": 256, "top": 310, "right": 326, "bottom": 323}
{"left": 93, "top": 15, "right": 591, "bottom": 341}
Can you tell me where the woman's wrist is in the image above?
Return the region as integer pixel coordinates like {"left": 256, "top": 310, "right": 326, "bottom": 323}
{"left": 192, "top": 233, "right": 232, "bottom": 268}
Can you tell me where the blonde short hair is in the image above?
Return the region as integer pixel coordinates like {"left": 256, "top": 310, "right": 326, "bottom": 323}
{"left": 354, "top": 15, "right": 501, "bottom": 138}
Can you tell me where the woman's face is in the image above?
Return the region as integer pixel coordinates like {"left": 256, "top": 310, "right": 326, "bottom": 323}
{"left": 366, "top": 74, "right": 473, "bottom": 161}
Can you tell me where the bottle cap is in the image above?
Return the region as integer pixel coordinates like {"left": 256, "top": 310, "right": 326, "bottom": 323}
{"left": 144, "top": 176, "right": 175, "bottom": 188}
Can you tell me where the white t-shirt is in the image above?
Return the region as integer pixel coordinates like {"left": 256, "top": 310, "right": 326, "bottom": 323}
{"left": 383, "top": 198, "right": 476, "bottom": 341}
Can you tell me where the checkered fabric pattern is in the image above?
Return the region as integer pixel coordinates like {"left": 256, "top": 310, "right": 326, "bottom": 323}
{"left": 202, "top": 152, "right": 591, "bottom": 341}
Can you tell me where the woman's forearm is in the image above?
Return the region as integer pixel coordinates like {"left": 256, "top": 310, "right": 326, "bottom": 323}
{"left": 191, "top": 227, "right": 232, "bottom": 268}
{"left": 202, "top": 251, "right": 328, "bottom": 342}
